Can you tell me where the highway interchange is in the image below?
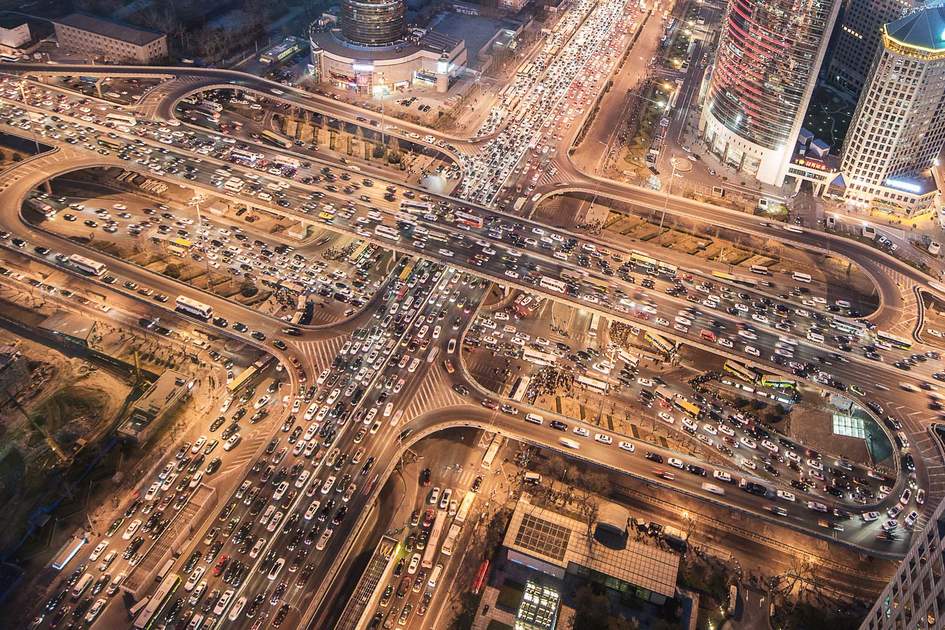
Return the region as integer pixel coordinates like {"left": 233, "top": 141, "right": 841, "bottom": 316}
{"left": 2, "top": 0, "right": 945, "bottom": 626}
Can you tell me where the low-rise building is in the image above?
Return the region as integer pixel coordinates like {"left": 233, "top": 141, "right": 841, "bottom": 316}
{"left": 53, "top": 13, "right": 167, "bottom": 63}
{"left": 117, "top": 370, "right": 191, "bottom": 443}
{"left": 0, "top": 18, "right": 31, "bottom": 50}
{"left": 502, "top": 495, "right": 680, "bottom": 605}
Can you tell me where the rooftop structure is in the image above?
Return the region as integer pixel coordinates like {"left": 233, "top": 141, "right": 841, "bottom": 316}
{"left": 502, "top": 495, "right": 680, "bottom": 604}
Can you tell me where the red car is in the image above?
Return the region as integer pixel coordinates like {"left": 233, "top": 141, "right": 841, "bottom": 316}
{"left": 212, "top": 555, "right": 229, "bottom": 577}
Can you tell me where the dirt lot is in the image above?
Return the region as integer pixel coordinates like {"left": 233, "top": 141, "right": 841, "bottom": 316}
{"left": 0, "top": 330, "right": 130, "bottom": 550}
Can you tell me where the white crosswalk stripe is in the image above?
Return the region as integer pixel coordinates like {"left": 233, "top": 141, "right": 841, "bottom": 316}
{"left": 403, "top": 365, "right": 466, "bottom": 419}
{"left": 289, "top": 336, "right": 346, "bottom": 373}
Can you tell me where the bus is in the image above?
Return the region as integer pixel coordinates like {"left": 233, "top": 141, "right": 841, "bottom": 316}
{"left": 760, "top": 374, "right": 797, "bottom": 389}
{"left": 673, "top": 396, "right": 702, "bottom": 418}
{"left": 271, "top": 154, "right": 301, "bottom": 170}
{"left": 539, "top": 276, "right": 567, "bottom": 294}
{"left": 831, "top": 317, "right": 868, "bottom": 338}
{"left": 105, "top": 113, "right": 137, "bottom": 127}
{"left": 472, "top": 560, "right": 490, "bottom": 595}
{"left": 454, "top": 492, "right": 476, "bottom": 526}
{"left": 401, "top": 201, "right": 433, "bottom": 214}
{"left": 644, "top": 331, "right": 676, "bottom": 354}
{"left": 588, "top": 313, "right": 600, "bottom": 339}
{"left": 510, "top": 375, "right": 531, "bottom": 402}
{"left": 576, "top": 374, "right": 609, "bottom": 393}
{"left": 481, "top": 435, "right": 503, "bottom": 470}
{"left": 517, "top": 62, "right": 534, "bottom": 77}
{"left": 422, "top": 511, "right": 447, "bottom": 569}
{"left": 260, "top": 130, "right": 292, "bottom": 149}
{"left": 522, "top": 346, "right": 557, "bottom": 366}
{"left": 98, "top": 138, "right": 123, "bottom": 152}
{"left": 175, "top": 295, "right": 213, "bottom": 320}
{"left": 455, "top": 211, "right": 484, "bottom": 229}
{"left": 441, "top": 523, "right": 462, "bottom": 557}
{"left": 71, "top": 573, "right": 94, "bottom": 600}
{"left": 749, "top": 265, "right": 770, "bottom": 275}
{"left": 876, "top": 330, "right": 912, "bottom": 350}
{"left": 712, "top": 270, "right": 756, "bottom": 287}
{"left": 172, "top": 237, "right": 192, "bottom": 249}
{"left": 398, "top": 260, "right": 415, "bottom": 283}
{"left": 723, "top": 359, "right": 761, "bottom": 383}
{"left": 792, "top": 271, "right": 812, "bottom": 283}
{"left": 630, "top": 250, "right": 677, "bottom": 276}
{"left": 349, "top": 241, "right": 370, "bottom": 265}
{"left": 229, "top": 148, "right": 260, "bottom": 166}
{"left": 67, "top": 254, "right": 107, "bottom": 276}
{"left": 133, "top": 573, "right": 180, "bottom": 629}
{"left": 375, "top": 224, "right": 400, "bottom": 241}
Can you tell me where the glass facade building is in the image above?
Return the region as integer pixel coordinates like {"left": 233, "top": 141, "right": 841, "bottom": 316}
{"left": 839, "top": 6, "right": 945, "bottom": 215}
{"left": 827, "top": 0, "right": 920, "bottom": 94}
{"left": 340, "top": 0, "right": 406, "bottom": 46}
{"left": 700, "top": 0, "right": 840, "bottom": 184}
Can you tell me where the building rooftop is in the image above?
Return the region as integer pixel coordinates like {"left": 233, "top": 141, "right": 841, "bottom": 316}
{"left": 885, "top": 6, "right": 945, "bottom": 52}
{"left": 503, "top": 496, "right": 679, "bottom": 599}
{"left": 54, "top": 13, "right": 164, "bottom": 46}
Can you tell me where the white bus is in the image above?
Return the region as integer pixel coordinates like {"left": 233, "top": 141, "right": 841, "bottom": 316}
{"left": 106, "top": 113, "right": 137, "bottom": 126}
{"left": 71, "top": 573, "right": 94, "bottom": 600}
{"left": 749, "top": 265, "right": 770, "bottom": 275}
{"left": 576, "top": 374, "right": 609, "bottom": 393}
{"left": 559, "top": 437, "right": 580, "bottom": 449}
{"left": 401, "top": 201, "right": 433, "bottom": 214}
{"left": 175, "top": 295, "right": 213, "bottom": 320}
{"left": 588, "top": 313, "right": 600, "bottom": 339}
{"left": 522, "top": 346, "right": 557, "bottom": 366}
{"left": 441, "top": 523, "right": 461, "bottom": 557}
{"left": 877, "top": 330, "right": 912, "bottom": 350}
{"left": 375, "top": 224, "right": 400, "bottom": 241}
{"left": 68, "top": 254, "right": 107, "bottom": 276}
{"left": 539, "top": 276, "right": 567, "bottom": 294}
{"left": 510, "top": 376, "right": 531, "bottom": 402}
{"left": 481, "top": 435, "right": 503, "bottom": 470}
{"left": 792, "top": 272, "right": 812, "bottom": 283}
{"left": 454, "top": 492, "right": 476, "bottom": 526}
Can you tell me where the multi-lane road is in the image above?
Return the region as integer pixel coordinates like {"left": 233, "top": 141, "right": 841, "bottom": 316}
{"left": 2, "top": 5, "right": 945, "bottom": 625}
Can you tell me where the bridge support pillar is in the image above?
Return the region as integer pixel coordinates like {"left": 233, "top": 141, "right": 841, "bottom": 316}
{"left": 42, "top": 179, "right": 52, "bottom": 195}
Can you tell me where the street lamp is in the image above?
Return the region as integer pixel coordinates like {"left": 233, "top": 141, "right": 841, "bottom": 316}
{"left": 658, "top": 160, "right": 682, "bottom": 235}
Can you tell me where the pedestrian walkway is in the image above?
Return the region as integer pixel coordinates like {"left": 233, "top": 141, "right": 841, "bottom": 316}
{"left": 402, "top": 364, "right": 467, "bottom": 419}
{"left": 289, "top": 335, "right": 346, "bottom": 374}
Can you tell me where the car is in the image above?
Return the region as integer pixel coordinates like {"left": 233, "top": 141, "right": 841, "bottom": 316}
{"left": 618, "top": 441, "right": 635, "bottom": 453}
{"left": 668, "top": 458, "right": 684, "bottom": 469}
{"left": 594, "top": 433, "right": 613, "bottom": 445}
{"left": 862, "top": 511, "right": 879, "bottom": 522}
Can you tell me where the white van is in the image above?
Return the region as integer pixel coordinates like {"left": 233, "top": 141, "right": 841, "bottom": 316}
{"left": 524, "top": 413, "right": 543, "bottom": 425}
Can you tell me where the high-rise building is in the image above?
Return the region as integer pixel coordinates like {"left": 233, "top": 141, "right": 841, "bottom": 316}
{"left": 859, "top": 496, "right": 945, "bottom": 629}
{"left": 340, "top": 0, "right": 406, "bottom": 46}
{"left": 699, "top": 0, "right": 841, "bottom": 185}
{"left": 828, "top": 0, "right": 919, "bottom": 94}
{"left": 839, "top": 6, "right": 945, "bottom": 215}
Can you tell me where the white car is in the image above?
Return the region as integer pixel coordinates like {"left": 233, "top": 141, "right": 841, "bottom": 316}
{"left": 573, "top": 426, "right": 590, "bottom": 437}
{"left": 89, "top": 541, "right": 108, "bottom": 562}
{"left": 122, "top": 519, "right": 141, "bottom": 540}
{"left": 776, "top": 490, "right": 796, "bottom": 502}
{"left": 862, "top": 511, "right": 879, "bottom": 522}
{"left": 668, "top": 457, "right": 684, "bottom": 469}
{"left": 618, "top": 441, "right": 635, "bottom": 453}
{"left": 594, "top": 433, "right": 613, "bottom": 445}
{"left": 657, "top": 412, "right": 674, "bottom": 424}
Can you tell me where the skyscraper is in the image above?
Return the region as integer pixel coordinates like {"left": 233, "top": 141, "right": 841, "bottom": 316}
{"left": 859, "top": 496, "right": 945, "bottom": 629}
{"left": 828, "top": 0, "right": 919, "bottom": 94}
{"left": 699, "top": 0, "right": 841, "bottom": 185}
{"left": 839, "top": 5, "right": 945, "bottom": 214}
{"left": 340, "top": 0, "right": 406, "bottom": 47}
